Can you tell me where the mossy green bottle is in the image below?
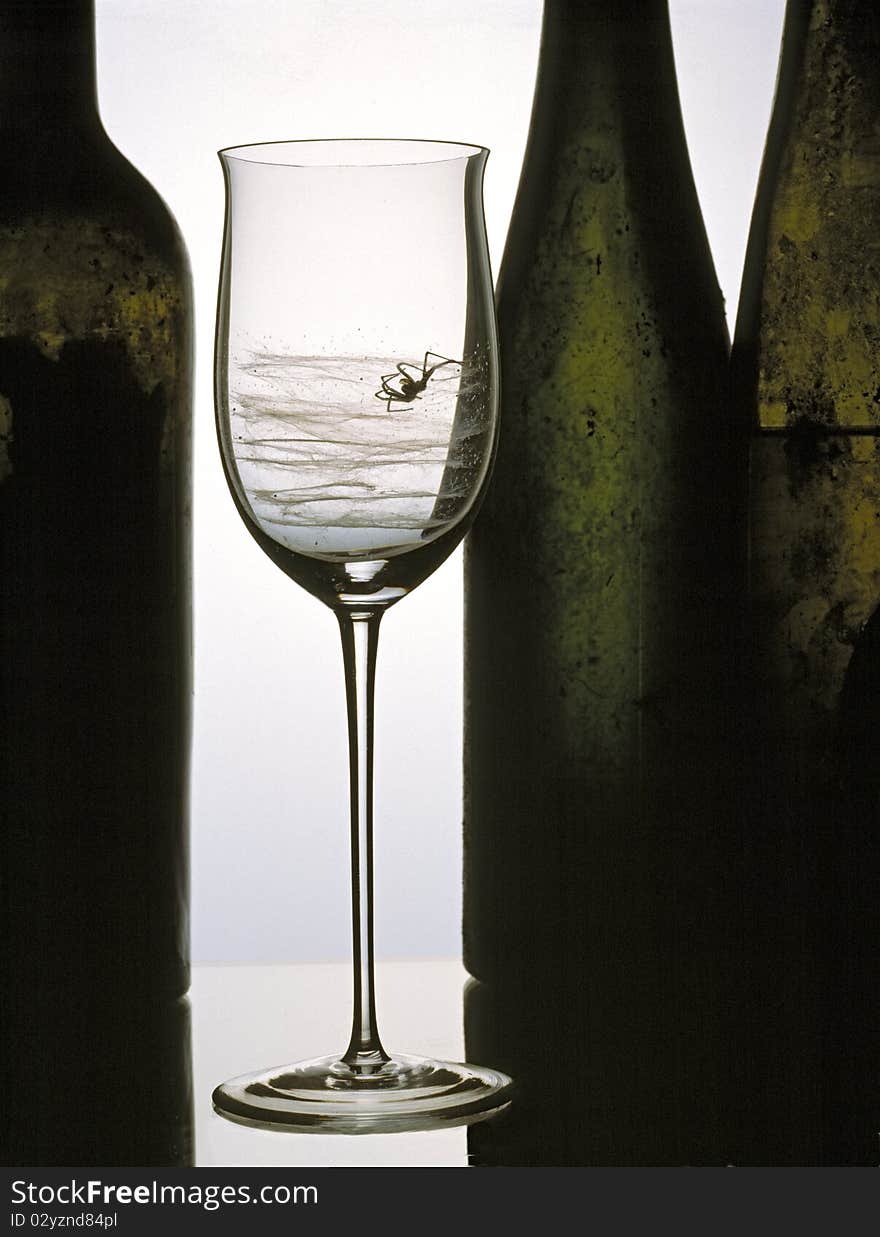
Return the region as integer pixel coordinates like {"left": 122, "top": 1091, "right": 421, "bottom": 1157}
{"left": 464, "top": 0, "right": 737, "bottom": 1165}
{"left": 732, "top": 0, "right": 880, "bottom": 1165}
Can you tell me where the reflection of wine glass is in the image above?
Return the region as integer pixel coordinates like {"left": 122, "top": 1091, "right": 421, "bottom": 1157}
{"left": 212, "top": 139, "right": 511, "bottom": 1132}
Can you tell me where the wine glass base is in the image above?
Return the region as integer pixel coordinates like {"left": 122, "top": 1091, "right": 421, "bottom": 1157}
{"left": 212, "top": 1052, "right": 513, "bottom": 1135}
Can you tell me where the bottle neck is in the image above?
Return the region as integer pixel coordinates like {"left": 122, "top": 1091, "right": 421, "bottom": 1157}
{"left": 0, "top": 0, "right": 99, "bottom": 136}
{"left": 733, "top": 0, "right": 880, "bottom": 432}
{"left": 532, "top": 0, "right": 681, "bottom": 135}
{"left": 498, "top": 0, "right": 721, "bottom": 342}
{"left": 773, "top": 0, "right": 880, "bottom": 145}
{"left": 514, "top": 0, "right": 693, "bottom": 214}
{"left": 793, "top": 0, "right": 880, "bottom": 59}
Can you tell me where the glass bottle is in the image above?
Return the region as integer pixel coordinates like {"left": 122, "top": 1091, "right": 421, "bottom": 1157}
{"left": 732, "top": 0, "right": 880, "bottom": 1165}
{"left": 463, "top": 0, "right": 738, "bottom": 1164}
{"left": 0, "top": 0, "right": 193, "bottom": 1163}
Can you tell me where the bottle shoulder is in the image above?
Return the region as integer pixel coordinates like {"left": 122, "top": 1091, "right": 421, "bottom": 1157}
{"left": 496, "top": 166, "right": 727, "bottom": 357}
{"left": 0, "top": 125, "right": 192, "bottom": 412}
{"left": 496, "top": 115, "right": 725, "bottom": 355}
{"left": 0, "top": 122, "right": 189, "bottom": 274}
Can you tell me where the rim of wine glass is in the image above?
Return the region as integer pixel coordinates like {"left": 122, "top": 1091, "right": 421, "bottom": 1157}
{"left": 217, "top": 137, "right": 489, "bottom": 168}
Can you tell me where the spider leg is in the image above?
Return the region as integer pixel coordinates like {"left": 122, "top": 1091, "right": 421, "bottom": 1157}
{"left": 423, "top": 351, "right": 459, "bottom": 379}
{"left": 376, "top": 375, "right": 404, "bottom": 398}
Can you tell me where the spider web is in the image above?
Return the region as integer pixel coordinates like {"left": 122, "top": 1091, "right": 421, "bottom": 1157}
{"left": 226, "top": 351, "right": 489, "bottom": 552}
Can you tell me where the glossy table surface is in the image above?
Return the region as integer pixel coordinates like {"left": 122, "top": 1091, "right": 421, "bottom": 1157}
{"left": 192, "top": 960, "right": 470, "bottom": 1166}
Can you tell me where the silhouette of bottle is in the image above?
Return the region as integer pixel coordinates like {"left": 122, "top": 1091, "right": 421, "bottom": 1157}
{"left": 464, "top": 0, "right": 738, "bottom": 1165}
{"left": 0, "top": 0, "right": 193, "bottom": 1164}
{"left": 732, "top": 0, "right": 880, "bottom": 1165}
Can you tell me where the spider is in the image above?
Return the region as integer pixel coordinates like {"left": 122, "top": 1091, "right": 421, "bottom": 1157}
{"left": 374, "top": 351, "right": 459, "bottom": 411}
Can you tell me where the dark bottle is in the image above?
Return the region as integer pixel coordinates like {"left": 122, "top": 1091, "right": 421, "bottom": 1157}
{"left": 463, "top": 0, "right": 738, "bottom": 1164}
{"left": 2, "top": 997, "right": 194, "bottom": 1168}
{"left": 732, "top": 0, "right": 880, "bottom": 1165}
{"left": 0, "top": 0, "right": 192, "bottom": 1162}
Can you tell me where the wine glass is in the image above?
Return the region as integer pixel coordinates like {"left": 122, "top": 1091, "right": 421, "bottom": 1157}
{"left": 212, "top": 139, "right": 511, "bottom": 1133}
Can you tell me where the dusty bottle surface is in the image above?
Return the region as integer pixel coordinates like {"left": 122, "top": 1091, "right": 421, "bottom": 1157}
{"left": 0, "top": 0, "right": 193, "bottom": 1164}
{"left": 732, "top": 0, "right": 880, "bottom": 1166}
{"left": 464, "top": 0, "right": 738, "bottom": 1165}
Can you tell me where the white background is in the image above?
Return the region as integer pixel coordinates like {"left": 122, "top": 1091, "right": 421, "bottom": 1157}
{"left": 94, "top": 0, "right": 786, "bottom": 966}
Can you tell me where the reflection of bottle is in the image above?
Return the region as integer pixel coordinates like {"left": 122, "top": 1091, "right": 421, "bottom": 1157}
{"left": 464, "top": 0, "right": 737, "bottom": 1164}
{"left": 0, "top": 0, "right": 192, "bottom": 1159}
{"left": 732, "top": 1, "right": 880, "bottom": 1165}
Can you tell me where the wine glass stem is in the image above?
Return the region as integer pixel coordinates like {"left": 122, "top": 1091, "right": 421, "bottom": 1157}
{"left": 338, "top": 609, "right": 390, "bottom": 1070}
